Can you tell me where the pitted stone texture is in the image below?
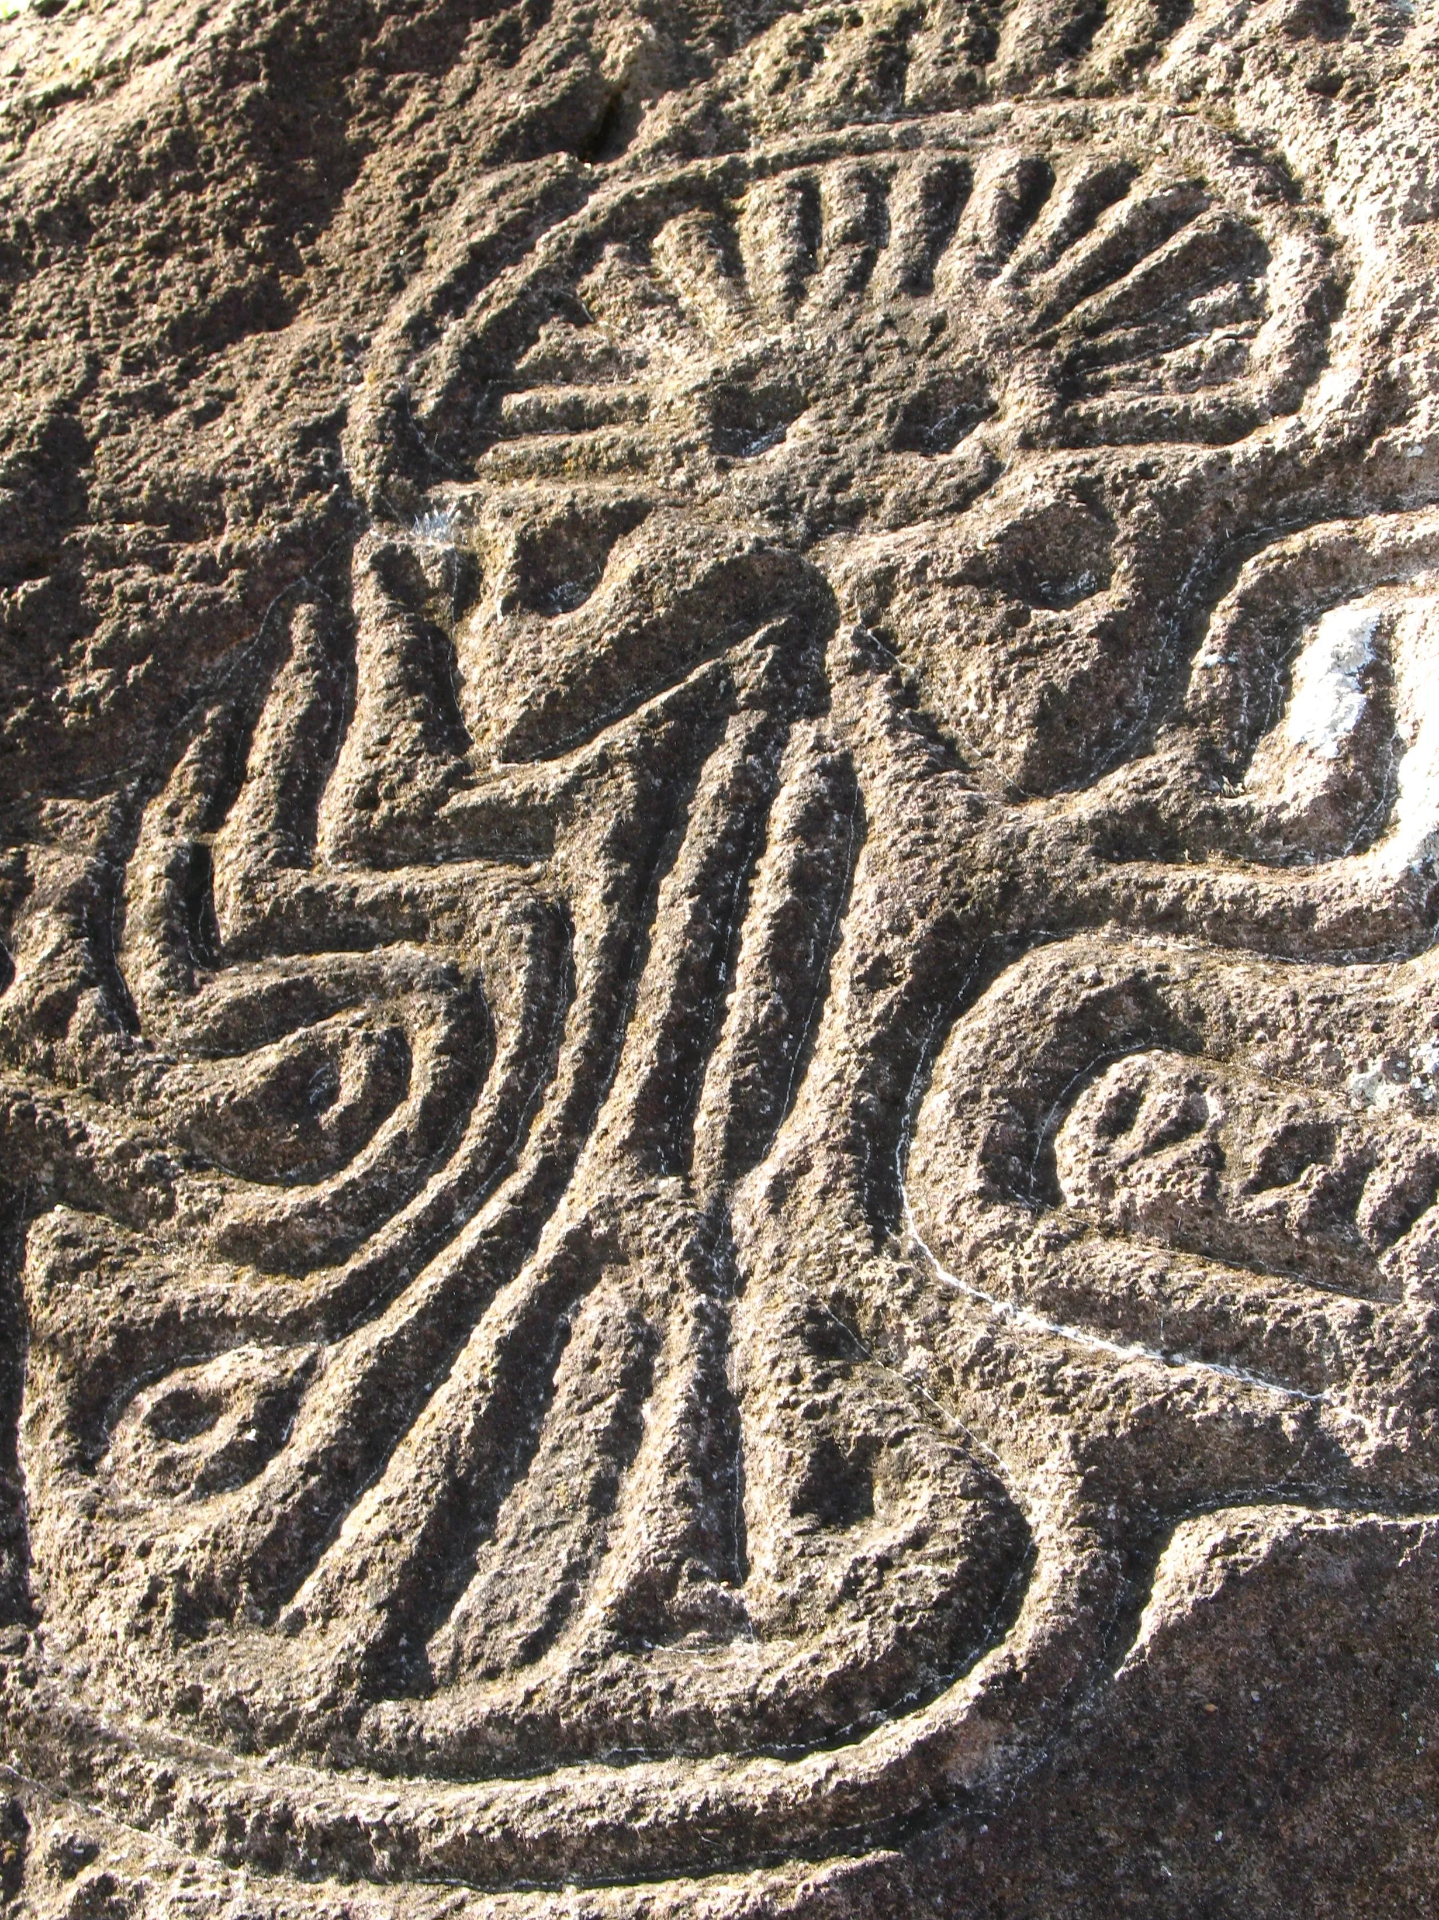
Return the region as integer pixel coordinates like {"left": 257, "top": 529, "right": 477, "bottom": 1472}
{"left": 0, "top": 1, "right": 1438, "bottom": 1913}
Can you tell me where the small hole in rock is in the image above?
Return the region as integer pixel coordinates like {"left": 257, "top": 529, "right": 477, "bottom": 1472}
{"left": 891, "top": 373, "right": 994, "bottom": 454}
{"left": 706, "top": 380, "right": 805, "bottom": 458}
{"left": 145, "top": 1386, "right": 220, "bottom": 1444}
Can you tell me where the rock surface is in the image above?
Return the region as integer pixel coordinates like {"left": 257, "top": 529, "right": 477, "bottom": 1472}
{"left": 0, "top": 0, "right": 1437, "bottom": 1912}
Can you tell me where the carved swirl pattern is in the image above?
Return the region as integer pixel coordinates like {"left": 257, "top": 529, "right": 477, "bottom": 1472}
{"left": 1, "top": 4, "right": 1436, "bottom": 1900}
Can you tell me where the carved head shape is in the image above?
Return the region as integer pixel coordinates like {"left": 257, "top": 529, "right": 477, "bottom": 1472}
{"left": 354, "top": 103, "right": 1339, "bottom": 804}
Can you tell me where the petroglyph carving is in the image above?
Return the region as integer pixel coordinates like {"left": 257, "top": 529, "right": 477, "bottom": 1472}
{"left": 1, "top": 0, "right": 1437, "bottom": 1909}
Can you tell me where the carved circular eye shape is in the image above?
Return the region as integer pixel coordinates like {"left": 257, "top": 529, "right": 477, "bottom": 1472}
{"left": 115, "top": 1348, "right": 323, "bottom": 1507}
{"left": 144, "top": 1386, "right": 219, "bottom": 1445}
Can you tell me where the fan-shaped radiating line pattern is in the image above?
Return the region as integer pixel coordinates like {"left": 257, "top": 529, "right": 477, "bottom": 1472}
{"left": 394, "top": 115, "right": 1334, "bottom": 501}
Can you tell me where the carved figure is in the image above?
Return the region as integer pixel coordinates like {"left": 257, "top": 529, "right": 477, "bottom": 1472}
{"left": 1, "top": 1, "right": 1435, "bottom": 1900}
